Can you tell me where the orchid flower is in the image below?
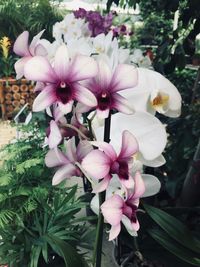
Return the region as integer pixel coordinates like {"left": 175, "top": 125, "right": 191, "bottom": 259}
{"left": 13, "top": 30, "right": 47, "bottom": 79}
{"left": 121, "top": 68, "right": 182, "bottom": 118}
{"left": 45, "top": 137, "right": 93, "bottom": 185}
{"left": 94, "top": 111, "right": 167, "bottom": 167}
{"left": 81, "top": 59, "right": 137, "bottom": 118}
{"left": 101, "top": 172, "right": 145, "bottom": 240}
{"left": 24, "top": 44, "right": 98, "bottom": 113}
{"left": 82, "top": 130, "right": 139, "bottom": 192}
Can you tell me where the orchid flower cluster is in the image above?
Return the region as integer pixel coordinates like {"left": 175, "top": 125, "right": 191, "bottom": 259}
{"left": 13, "top": 9, "right": 182, "bottom": 242}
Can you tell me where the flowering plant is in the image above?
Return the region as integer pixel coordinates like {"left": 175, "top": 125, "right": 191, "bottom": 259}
{"left": 13, "top": 8, "right": 182, "bottom": 267}
{"left": 0, "top": 37, "right": 16, "bottom": 78}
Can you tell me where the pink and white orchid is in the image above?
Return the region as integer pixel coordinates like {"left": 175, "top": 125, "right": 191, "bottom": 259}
{"left": 24, "top": 44, "right": 98, "bottom": 114}
{"left": 82, "top": 130, "right": 139, "bottom": 192}
{"left": 81, "top": 59, "right": 138, "bottom": 118}
{"left": 45, "top": 137, "right": 93, "bottom": 185}
{"left": 13, "top": 30, "right": 47, "bottom": 79}
{"left": 101, "top": 172, "right": 145, "bottom": 240}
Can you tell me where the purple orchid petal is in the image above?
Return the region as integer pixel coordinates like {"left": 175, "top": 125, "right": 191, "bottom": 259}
{"left": 74, "top": 83, "right": 97, "bottom": 107}
{"left": 32, "top": 84, "right": 57, "bottom": 112}
{"left": 91, "top": 141, "right": 117, "bottom": 159}
{"left": 54, "top": 45, "right": 69, "bottom": 81}
{"left": 111, "top": 64, "right": 138, "bottom": 92}
{"left": 118, "top": 130, "right": 139, "bottom": 159}
{"left": 29, "top": 29, "right": 45, "bottom": 55}
{"left": 101, "top": 194, "right": 123, "bottom": 226}
{"left": 70, "top": 55, "right": 98, "bottom": 82}
{"left": 109, "top": 224, "right": 121, "bottom": 241}
{"left": 14, "top": 56, "right": 31, "bottom": 80}
{"left": 82, "top": 150, "right": 111, "bottom": 179}
{"left": 24, "top": 56, "right": 57, "bottom": 83}
{"left": 45, "top": 147, "right": 69, "bottom": 167}
{"left": 113, "top": 93, "right": 134, "bottom": 114}
{"left": 48, "top": 120, "right": 62, "bottom": 149}
{"left": 92, "top": 174, "right": 111, "bottom": 193}
{"left": 52, "top": 163, "right": 76, "bottom": 185}
{"left": 76, "top": 141, "right": 93, "bottom": 162}
{"left": 13, "top": 31, "right": 31, "bottom": 57}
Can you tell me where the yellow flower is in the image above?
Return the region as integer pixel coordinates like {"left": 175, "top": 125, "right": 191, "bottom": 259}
{"left": 0, "top": 36, "right": 11, "bottom": 59}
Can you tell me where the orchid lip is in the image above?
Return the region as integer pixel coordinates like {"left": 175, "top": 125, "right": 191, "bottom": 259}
{"left": 56, "top": 81, "right": 73, "bottom": 104}
{"left": 98, "top": 91, "right": 112, "bottom": 110}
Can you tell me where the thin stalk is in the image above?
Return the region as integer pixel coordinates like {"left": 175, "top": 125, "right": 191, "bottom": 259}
{"left": 92, "top": 113, "right": 111, "bottom": 267}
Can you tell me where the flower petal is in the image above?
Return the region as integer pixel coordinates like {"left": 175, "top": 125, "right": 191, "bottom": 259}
{"left": 24, "top": 56, "right": 57, "bottom": 83}
{"left": 33, "top": 85, "right": 56, "bottom": 112}
{"left": 14, "top": 57, "right": 31, "bottom": 80}
{"left": 82, "top": 150, "right": 111, "bottom": 179}
{"left": 70, "top": 55, "right": 98, "bottom": 82}
{"left": 34, "top": 44, "right": 48, "bottom": 56}
{"left": 58, "top": 101, "right": 74, "bottom": 114}
{"left": 92, "top": 174, "right": 111, "bottom": 193}
{"left": 118, "top": 130, "right": 138, "bottom": 159}
{"left": 97, "top": 59, "right": 112, "bottom": 90}
{"left": 13, "top": 31, "right": 31, "bottom": 57}
{"left": 142, "top": 174, "right": 161, "bottom": 198}
{"left": 101, "top": 195, "right": 124, "bottom": 225}
{"left": 112, "top": 93, "right": 134, "bottom": 114}
{"left": 74, "top": 83, "right": 97, "bottom": 107}
{"left": 65, "top": 138, "right": 77, "bottom": 162}
{"left": 52, "top": 164, "right": 76, "bottom": 185}
{"left": 54, "top": 44, "right": 69, "bottom": 80}
{"left": 48, "top": 120, "right": 62, "bottom": 149}
{"left": 45, "top": 147, "right": 69, "bottom": 167}
{"left": 29, "top": 29, "right": 45, "bottom": 55}
{"left": 138, "top": 153, "right": 166, "bottom": 167}
{"left": 133, "top": 172, "right": 145, "bottom": 199}
{"left": 76, "top": 140, "right": 93, "bottom": 161}
{"left": 120, "top": 175, "right": 135, "bottom": 190}
{"left": 91, "top": 141, "right": 117, "bottom": 159}
{"left": 96, "top": 108, "right": 110, "bottom": 119}
{"left": 122, "top": 215, "right": 138, "bottom": 236}
{"left": 109, "top": 224, "right": 121, "bottom": 241}
{"left": 111, "top": 64, "right": 138, "bottom": 92}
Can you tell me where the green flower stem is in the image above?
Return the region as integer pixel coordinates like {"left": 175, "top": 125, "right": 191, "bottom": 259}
{"left": 93, "top": 113, "right": 111, "bottom": 267}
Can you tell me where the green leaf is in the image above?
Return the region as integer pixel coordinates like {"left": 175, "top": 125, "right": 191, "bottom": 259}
{"left": 46, "top": 235, "right": 89, "bottom": 267}
{"left": 149, "top": 229, "right": 200, "bottom": 266}
{"left": 30, "top": 246, "right": 41, "bottom": 267}
{"left": 143, "top": 203, "right": 200, "bottom": 253}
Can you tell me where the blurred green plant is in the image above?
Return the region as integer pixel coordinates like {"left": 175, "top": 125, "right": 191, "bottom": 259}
{"left": 0, "top": 120, "right": 95, "bottom": 267}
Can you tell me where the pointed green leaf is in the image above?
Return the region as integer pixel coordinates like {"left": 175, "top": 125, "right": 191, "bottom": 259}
{"left": 143, "top": 203, "right": 200, "bottom": 253}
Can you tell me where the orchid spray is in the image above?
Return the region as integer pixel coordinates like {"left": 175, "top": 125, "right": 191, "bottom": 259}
{"left": 14, "top": 8, "right": 182, "bottom": 267}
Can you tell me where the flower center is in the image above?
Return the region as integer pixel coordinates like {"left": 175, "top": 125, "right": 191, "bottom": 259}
{"left": 151, "top": 92, "right": 169, "bottom": 108}
{"left": 118, "top": 161, "right": 129, "bottom": 180}
{"left": 98, "top": 92, "right": 111, "bottom": 110}
{"left": 56, "top": 82, "right": 72, "bottom": 104}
